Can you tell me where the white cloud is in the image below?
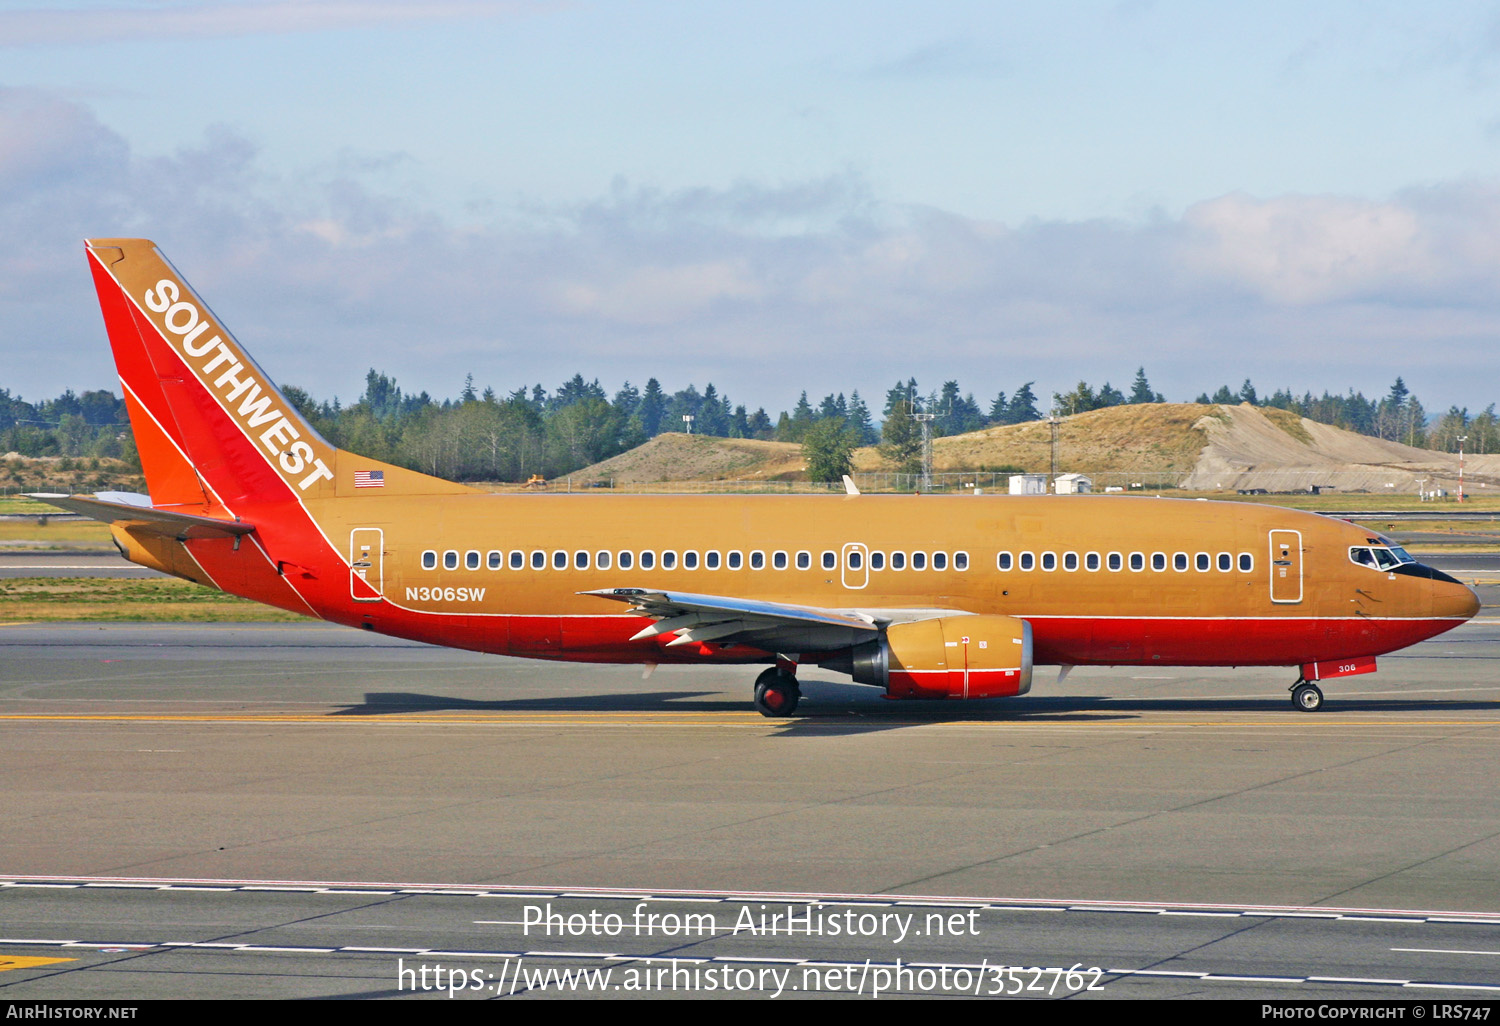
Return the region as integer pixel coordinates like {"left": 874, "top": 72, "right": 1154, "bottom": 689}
{"left": 1182, "top": 192, "right": 1428, "bottom": 304}
{"left": 0, "top": 1, "right": 541, "bottom": 47}
{"left": 5, "top": 86, "right": 1500, "bottom": 411}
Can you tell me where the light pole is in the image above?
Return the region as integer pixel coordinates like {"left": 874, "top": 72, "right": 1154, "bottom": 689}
{"left": 683, "top": 414, "right": 694, "bottom": 435}
{"left": 913, "top": 408, "right": 936, "bottom": 492}
{"left": 1457, "top": 435, "right": 1467, "bottom": 503}
{"left": 1048, "top": 412, "right": 1060, "bottom": 490}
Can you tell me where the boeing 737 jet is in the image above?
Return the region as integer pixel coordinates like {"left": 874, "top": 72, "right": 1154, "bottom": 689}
{"left": 34, "top": 239, "right": 1481, "bottom": 716}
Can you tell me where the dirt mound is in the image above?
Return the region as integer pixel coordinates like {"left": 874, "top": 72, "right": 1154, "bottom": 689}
{"left": 850, "top": 403, "right": 1217, "bottom": 476}
{"left": 1182, "top": 404, "right": 1499, "bottom": 494}
{"left": 570, "top": 432, "right": 806, "bottom": 484}
{"left": 565, "top": 405, "right": 1500, "bottom": 497}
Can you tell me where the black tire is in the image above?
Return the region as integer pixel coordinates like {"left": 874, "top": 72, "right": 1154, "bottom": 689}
{"left": 754, "top": 679, "right": 800, "bottom": 717}
{"left": 1291, "top": 682, "right": 1324, "bottom": 712}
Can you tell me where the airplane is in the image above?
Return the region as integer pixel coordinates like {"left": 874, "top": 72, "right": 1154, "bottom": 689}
{"left": 32, "top": 238, "right": 1481, "bottom": 717}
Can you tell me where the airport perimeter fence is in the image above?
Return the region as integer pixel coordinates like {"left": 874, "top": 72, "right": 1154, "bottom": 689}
{"left": 551, "top": 471, "right": 1190, "bottom": 494}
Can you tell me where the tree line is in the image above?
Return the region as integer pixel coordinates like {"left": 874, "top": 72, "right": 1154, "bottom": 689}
{"left": 2, "top": 368, "right": 1494, "bottom": 486}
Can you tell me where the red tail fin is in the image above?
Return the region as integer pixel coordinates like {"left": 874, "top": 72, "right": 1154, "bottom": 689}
{"left": 84, "top": 239, "right": 470, "bottom": 510}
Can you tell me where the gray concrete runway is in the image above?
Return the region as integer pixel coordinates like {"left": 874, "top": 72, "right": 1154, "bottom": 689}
{"left": 0, "top": 551, "right": 154, "bottom": 578}
{"left": 1, "top": 618, "right": 1499, "bottom": 999}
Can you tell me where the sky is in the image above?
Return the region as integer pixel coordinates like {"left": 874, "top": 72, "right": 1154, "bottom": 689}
{"left": 5, "top": 0, "right": 1500, "bottom": 417}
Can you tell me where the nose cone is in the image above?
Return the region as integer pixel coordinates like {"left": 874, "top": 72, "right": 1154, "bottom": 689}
{"left": 1432, "top": 576, "right": 1481, "bottom": 622}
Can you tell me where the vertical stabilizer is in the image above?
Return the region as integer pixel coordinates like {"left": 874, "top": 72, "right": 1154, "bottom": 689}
{"left": 84, "top": 239, "right": 471, "bottom": 510}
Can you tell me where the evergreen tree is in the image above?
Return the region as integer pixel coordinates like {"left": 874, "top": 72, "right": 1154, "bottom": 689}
{"left": 1129, "top": 367, "right": 1156, "bottom": 405}
{"left": 638, "top": 378, "right": 666, "bottom": 436}
{"left": 879, "top": 399, "right": 922, "bottom": 474}
{"left": 884, "top": 378, "right": 919, "bottom": 418}
{"left": 1238, "top": 379, "right": 1258, "bottom": 405}
{"left": 784, "top": 391, "right": 817, "bottom": 442}
{"left": 1053, "top": 381, "right": 1099, "bottom": 416}
{"left": 845, "top": 391, "right": 876, "bottom": 445}
{"left": 699, "top": 383, "right": 731, "bottom": 436}
{"left": 1007, "top": 382, "right": 1042, "bottom": 423}
{"left": 1211, "top": 385, "right": 1235, "bottom": 404}
{"left": 987, "top": 391, "right": 1008, "bottom": 424}
{"left": 612, "top": 381, "right": 640, "bottom": 421}
{"left": 460, "top": 374, "right": 477, "bottom": 403}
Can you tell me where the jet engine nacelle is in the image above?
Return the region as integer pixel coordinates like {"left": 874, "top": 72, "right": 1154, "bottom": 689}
{"left": 843, "top": 615, "right": 1033, "bottom": 700}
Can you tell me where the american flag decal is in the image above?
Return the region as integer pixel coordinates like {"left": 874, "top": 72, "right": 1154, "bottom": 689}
{"left": 354, "top": 470, "right": 385, "bottom": 488}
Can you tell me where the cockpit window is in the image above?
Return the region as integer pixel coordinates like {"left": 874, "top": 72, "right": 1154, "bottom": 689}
{"left": 1349, "top": 545, "right": 1415, "bottom": 571}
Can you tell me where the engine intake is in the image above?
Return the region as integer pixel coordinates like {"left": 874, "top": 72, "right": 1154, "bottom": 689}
{"left": 838, "top": 615, "right": 1033, "bottom": 700}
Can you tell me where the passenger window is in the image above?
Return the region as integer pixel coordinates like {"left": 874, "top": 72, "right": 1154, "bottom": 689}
{"left": 848, "top": 550, "right": 863, "bottom": 570}
{"left": 1174, "top": 552, "right": 1188, "bottom": 572}
{"left": 932, "top": 552, "right": 947, "bottom": 571}
{"left": 488, "top": 550, "right": 503, "bottom": 570}
{"left": 912, "top": 551, "right": 927, "bottom": 571}
{"left": 531, "top": 550, "right": 546, "bottom": 570}
{"left": 1196, "top": 553, "right": 1210, "bottom": 571}
{"left": 796, "top": 551, "right": 811, "bottom": 570}
{"left": 683, "top": 551, "right": 699, "bottom": 570}
{"left": 1020, "top": 551, "right": 1035, "bottom": 571}
{"left": 1107, "top": 552, "right": 1122, "bottom": 571}
{"left": 752, "top": 551, "right": 768, "bottom": 570}
{"left": 596, "top": 550, "right": 611, "bottom": 571}
{"left": 1085, "top": 552, "right": 1100, "bottom": 571}
{"left": 997, "top": 552, "right": 1013, "bottom": 571}
{"left": 661, "top": 551, "right": 678, "bottom": 570}
{"left": 1217, "top": 552, "right": 1232, "bottom": 572}
{"left": 726, "top": 551, "right": 741, "bottom": 570}
{"left": 1063, "top": 552, "right": 1078, "bottom": 571}
{"left": 553, "top": 550, "right": 568, "bottom": 570}
{"left": 422, "top": 550, "right": 437, "bottom": 570}
{"left": 892, "top": 551, "right": 907, "bottom": 571}
{"left": 1239, "top": 552, "right": 1253, "bottom": 572}
{"left": 1151, "top": 553, "right": 1165, "bottom": 571}
{"left": 465, "top": 550, "right": 480, "bottom": 571}
{"left": 1129, "top": 552, "right": 1144, "bottom": 571}
{"left": 443, "top": 550, "right": 459, "bottom": 570}
{"left": 640, "top": 550, "right": 656, "bottom": 570}
{"left": 822, "top": 551, "right": 837, "bottom": 570}
{"left": 574, "top": 550, "right": 589, "bottom": 570}
{"left": 618, "top": 550, "right": 634, "bottom": 570}
{"left": 954, "top": 551, "right": 968, "bottom": 571}
{"left": 871, "top": 551, "right": 886, "bottom": 571}
{"left": 771, "top": 551, "right": 786, "bottom": 570}
{"left": 1040, "top": 552, "right": 1056, "bottom": 571}
{"left": 706, "top": 551, "right": 721, "bottom": 570}
{"left": 510, "top": 550, "right": 524, "bottom": 570}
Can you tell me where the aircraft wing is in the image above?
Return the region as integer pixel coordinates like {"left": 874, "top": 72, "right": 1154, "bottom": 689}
{"left": 26, "top": 493, "right": 255, "bottom": 541}
{"left": 579, "top": 587, "right": 881, "bottom": 653}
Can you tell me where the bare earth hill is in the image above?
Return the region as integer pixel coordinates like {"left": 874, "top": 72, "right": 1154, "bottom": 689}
{"left": 568, "top": 403, "right": 1500, "bottom": 495}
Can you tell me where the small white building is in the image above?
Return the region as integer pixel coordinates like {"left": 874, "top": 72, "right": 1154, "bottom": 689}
{"left": 1008, "top": 474, "right": 1048, "bottom": 495}
{"left": 1054, "top": 473, "right": 1092, "bottom": 494}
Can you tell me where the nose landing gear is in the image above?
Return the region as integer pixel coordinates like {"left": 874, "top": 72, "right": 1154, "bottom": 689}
{"left": 1290, "top": 678, "right": 1324, "bottom": 712}
{"left": 754, "top": 666, "right": 800, "bottom": 717}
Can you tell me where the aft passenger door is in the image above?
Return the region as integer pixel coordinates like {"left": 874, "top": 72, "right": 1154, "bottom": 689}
{"left": 1269, "top": 529, "right": 1302, "bottom": 604}
{"left": 350, "top": 528, "right": 383, "bottom": 602}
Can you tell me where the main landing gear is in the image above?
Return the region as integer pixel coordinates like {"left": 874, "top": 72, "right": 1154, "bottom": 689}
{"left": 1290, "top": 678, "right": 1324, "bottom": 712}
{"left": 754, "top": 666, "right": 800, "bottom": 717}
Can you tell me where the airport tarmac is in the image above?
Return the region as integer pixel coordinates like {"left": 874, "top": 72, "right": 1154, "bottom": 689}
{"left": 1, "top": 618, "right": 1498, "bottom": 998}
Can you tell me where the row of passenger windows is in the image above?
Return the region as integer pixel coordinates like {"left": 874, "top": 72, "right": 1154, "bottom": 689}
{"left": 420, "top": 548, "right": 972, "bottom": 573}
{"left": 997, "top": 550, "right": 1254, "bottom": 573}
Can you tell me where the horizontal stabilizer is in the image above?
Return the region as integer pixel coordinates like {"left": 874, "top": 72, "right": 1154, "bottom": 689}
{"left": 26, "top": 493, "right": 256, "bottom": 541}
